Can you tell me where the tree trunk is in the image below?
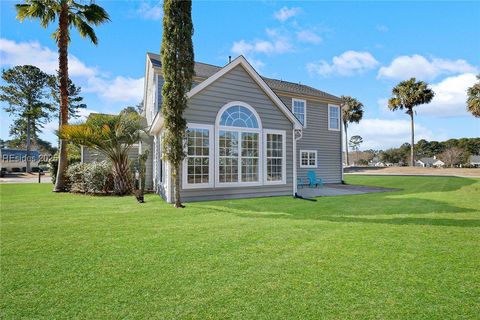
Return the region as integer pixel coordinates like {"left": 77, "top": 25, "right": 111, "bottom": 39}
{"left": 410, "top": 112, "right": 415, "bottom": 167}
{"left": 344, "top": 124, "right": 349, "bottom": 166}
{"left": 172, "top": 163, "right": 184, "bottom": 208}
{"left": 53, "top": 3, "right": 70, "bottom": 192}
{"left": 112, "top": 158, "right": 132, "bottom": 195}
{"left": 26, "top": 114, "right": 31, "bottom": 173}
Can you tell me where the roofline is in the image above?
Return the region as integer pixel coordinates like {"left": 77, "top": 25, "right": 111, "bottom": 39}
{"left": 186, "top": 55, "right": 303, "bottom": 128}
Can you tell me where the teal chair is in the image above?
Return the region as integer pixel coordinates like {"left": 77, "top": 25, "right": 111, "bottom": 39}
{"left": 297, "top": 177, "right": 308, "bottom": 189}
{"left": 307, "top": 171, "right": 323, "bottom": 188}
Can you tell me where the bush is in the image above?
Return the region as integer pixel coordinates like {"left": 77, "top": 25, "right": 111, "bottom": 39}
{"left": 65, "top": 161, "right": 113, "bottom": 194}
{"left": 49, "top": 144, "right": 82, "bottom": 184}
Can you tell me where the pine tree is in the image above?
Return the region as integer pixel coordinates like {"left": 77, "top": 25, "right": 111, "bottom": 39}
{"left": 161, "top": 0, "right": 195, "bottom": 208}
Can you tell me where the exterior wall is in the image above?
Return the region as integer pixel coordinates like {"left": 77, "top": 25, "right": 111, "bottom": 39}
{"left": 278, "top": 94, "right": 342, "bottom": 183}
{"left": 178, "top": 64, "right": 295, "bottom": 202}
{"left": 81, "top": 144, "right": 153, "bottom": 190}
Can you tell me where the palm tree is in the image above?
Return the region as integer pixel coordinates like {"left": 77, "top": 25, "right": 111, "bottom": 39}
{"left": 341, "top": 96, "right": 364, "bottom": 166}
{"left": 59, "top": 111, "right": 145, "bottom": 195}
{"left": 388, "top": 78, "right": 434, "bottom": 166}
{"left": 16, "top": 0, "right": 110, "bottom": 192}
{"left": 467, "top": 74, "right": 480, "bottom": 118}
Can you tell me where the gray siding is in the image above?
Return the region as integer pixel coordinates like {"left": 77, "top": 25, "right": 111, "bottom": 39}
{"left": 179, "top": 64, "right": 295, "bottom": 202}
{"left": 278, "top": 95, "right": 342, "bottom": 183}
{"left": 82, "top": 144, "right": 153, "bottom": 190}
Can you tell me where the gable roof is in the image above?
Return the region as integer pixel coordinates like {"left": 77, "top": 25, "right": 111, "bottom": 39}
{"left": 146, "top": 52, "right": 341, "bottom": 102}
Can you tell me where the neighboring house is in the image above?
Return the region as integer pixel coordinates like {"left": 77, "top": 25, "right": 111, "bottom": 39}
{"left": 0, "top": 148, "right": 40, "bottom": 172}
{"left": 144, "top": 53, "right": 343, "bottom": 203}
{"left": 416, "top": 156, "right": 445, "bottom": 168}
{"left": 470, "top": 155, "right": 480, "bottom": 167}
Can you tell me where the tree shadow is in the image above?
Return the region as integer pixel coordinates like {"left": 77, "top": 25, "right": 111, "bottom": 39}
{"left": 197, "top": 177, "right": 479, "bottom": 228}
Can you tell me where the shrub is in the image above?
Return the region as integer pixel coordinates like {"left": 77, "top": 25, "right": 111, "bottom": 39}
{"left": 65, "top": 161, "right": 113, "bottom": 194}
{"left": 49, "top": 144, "right": 81, "bottom": 184}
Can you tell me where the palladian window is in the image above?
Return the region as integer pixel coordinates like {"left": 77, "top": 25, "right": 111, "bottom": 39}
{"left": 217, "top": 103, "right": 262, "bottom": 185}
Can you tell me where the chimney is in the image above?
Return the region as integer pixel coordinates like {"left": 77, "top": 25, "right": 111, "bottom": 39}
{"left": 228, "top": 56, "right": 231, "bottom": 63}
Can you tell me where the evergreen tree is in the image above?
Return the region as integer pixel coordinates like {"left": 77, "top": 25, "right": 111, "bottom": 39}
{"left": 467, "top": 74, "right": 480, "bottom": 118}
{"left": 0, "top": 65, "right": 54, "bottom": 171}
{"left": 340, "top": 96, "right": 364, "bottom": 166}
{"left": 161, "top": 0, "right": 195, "bottom": 208}
{"left": 48, "top": 74, "right": 87, "bottom": 122}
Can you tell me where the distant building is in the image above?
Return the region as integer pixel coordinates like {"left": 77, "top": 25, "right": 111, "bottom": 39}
{"left": 0, "top": 148, "right": 40, "bottom": 172}
{"left": 416, "top": 156, "right": 445, "bottom": 168}
{"left": 470, "top": 155, "right": 480, "bottom": 167}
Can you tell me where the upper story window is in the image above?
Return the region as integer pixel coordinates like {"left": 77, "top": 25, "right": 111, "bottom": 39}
{"left": 292, "top": 99, "right": 306, "bottom": 126}
{"left": 328, "top": 104, "right": 340, "bottom": 131}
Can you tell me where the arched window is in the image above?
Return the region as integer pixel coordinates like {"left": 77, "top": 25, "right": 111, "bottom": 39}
{"left": 216, "top": 102, "right": 262, "bottom": 185}
{"left": 219, "top": 105, "right": 259, "bottom": 128}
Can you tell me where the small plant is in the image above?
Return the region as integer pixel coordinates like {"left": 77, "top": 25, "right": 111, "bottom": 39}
{"left": 133, "top": 149, "right": 150, "bottom": 203}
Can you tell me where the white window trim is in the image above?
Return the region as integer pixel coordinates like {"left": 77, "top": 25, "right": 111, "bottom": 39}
{"left": 215, "top": 101, "right": 263, "bottom": 188}
{"left": 300, "top": 150, "right": 317, "bottom": 168}
{"left": 328, "top": 104, "right": 341, "bottom": 131}
{"left": 182, "top": 123, "right": 214, "bottom": 190}
{"left": 292, "top": 98, "right": 307, "bottom": 128}
{"left": 263, "top": 129, "right": 286, "bottom": 185}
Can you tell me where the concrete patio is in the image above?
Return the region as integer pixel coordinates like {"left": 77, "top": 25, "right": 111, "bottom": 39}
{"left": 296, "top": 183, "right": 399, "bottom": 198}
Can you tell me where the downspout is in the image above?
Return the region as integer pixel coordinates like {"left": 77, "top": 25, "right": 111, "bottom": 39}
{"left": 293, "top": 128, "right": 303, "bottom": 197}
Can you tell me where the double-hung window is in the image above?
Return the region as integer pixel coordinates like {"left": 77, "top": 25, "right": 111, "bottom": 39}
{"left": 217, "top": 103, "right": 262, "bottom": 186}
{"left": 300, "top": 150, "right": 317, "bottom": 168}
{"left": 292, "top": 99, "right": 306, "bottom": 126}
{"left": 183, "top": 124, "right": 213, "bottom": 189}
{"left": 264, "top": 130, "right": 286, "bottom": 184}
{"left": 328, "top": 104, "right": 340, "bottom": 131}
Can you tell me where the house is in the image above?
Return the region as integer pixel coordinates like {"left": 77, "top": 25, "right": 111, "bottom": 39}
{"left": 470, "top": 155, "right": 480, "bottom": 167}
{"left": 143, "top": 53, "right": 343, "bottom": 203}
{"left": 416, "top": 156, "right": 445, "bottom": 168}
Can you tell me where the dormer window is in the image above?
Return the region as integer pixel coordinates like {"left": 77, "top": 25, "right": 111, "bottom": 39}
{"left": 292, "top": 99, "right": 306, "bottom": 126}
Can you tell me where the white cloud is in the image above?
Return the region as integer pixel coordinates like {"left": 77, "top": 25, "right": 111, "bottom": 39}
{"left": 136, "top": 1, "right": 163, "bottom": 21}
{"left": 376, "top": 25, "right": 389, "bottom": 32}
{"left": 296, "top": 30, "right": 322, "bottom": 44}
{"left": 273, "top": 7, "right": 301, "bottom": 22}
{"left": 378, "top": 55, "right": 477, "bottom": 81}
{"left": 86, "top": 76, "right": 145, "bottom": 103}
{"left": 307, "top": 51, "right": 379, "bottom": 77}
{"left": 418, "top": 73, "right": 477, "bottom": 117}
{"left": 0, "top": 38, "right": 96, "bottom": 78}
{"left": 349, "top": 118, "right": 437, "bottom": 150}
{"left": 0, "top": 38, "right": 143, "bottom": 104}
{"left": 377, "top": 73, "right": 477, "bottom": 118}
{"left": 231, "top": 28, "right": 292, "bottom": 57}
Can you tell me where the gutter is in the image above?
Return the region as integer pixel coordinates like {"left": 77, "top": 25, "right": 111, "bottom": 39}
{"left": 292, "top": 128, "right": 303, "bottom": 197}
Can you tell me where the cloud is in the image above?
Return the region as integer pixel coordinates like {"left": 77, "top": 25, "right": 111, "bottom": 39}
{"left": 85, "top": 76, "right": 145, "bottom": 103}
{"left": 296, "top": 30, "right": 322, "bottom": 44}
{"left": 0, "top": 38, "right": 96, "bottom": 77}
{"left": 307, "top": 51, "right": 379, "bottom": 77}
{"left": 135, "top": 1, "right": 163, "bottom": 21}
{"left": 0, "top": 38, "right": 143, "bottom": 104}
{"left": 378, "top": 73, "right": 478, "bottom": 118}
{"left": 349, "top": 118, "right": 437, "bottom": 150}
{"left": 273, "top": 7, "right": 301, "bottom": 22}
{"left": 378, "top": 55, "right": 477, "bottom": 81}
{"left": 376, "top": 25, "right": 389, "bottom": 32}
{"left": 231, "top": 28, "right": 292, "bottom": 57}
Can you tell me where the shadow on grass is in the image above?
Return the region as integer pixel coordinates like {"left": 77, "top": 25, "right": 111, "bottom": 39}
{"left": 198, "top": 177, "right": 479, "bottom": 228}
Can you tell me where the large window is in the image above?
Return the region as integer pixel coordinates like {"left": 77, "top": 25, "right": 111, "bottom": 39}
{"left": 265, "top": 130, "right": 286, "bottom": 184}
{"left": 300, "top": 150, "right": 317, "bottom": 168}
{"left": 328, "top": 104, "right": 340, "bottom": 131}
{"left": 292, "top": 99, "right": 306, "bottom": 126}
{"left": 183, "top": 124, "right": 213, "bottom": 189}
{"left": 216, "top": 102, "right": 262, "bottom": 186}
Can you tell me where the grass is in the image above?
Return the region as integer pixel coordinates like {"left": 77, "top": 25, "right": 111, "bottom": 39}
{"left": 1, "top": 175, "right": 479, "bottom": 319}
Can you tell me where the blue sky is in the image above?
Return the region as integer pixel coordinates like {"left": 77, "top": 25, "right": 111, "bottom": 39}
{"left": 1, "top": 0, "right": 479, "bottom": 149}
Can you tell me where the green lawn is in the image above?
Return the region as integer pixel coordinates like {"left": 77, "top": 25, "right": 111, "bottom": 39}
{"left": 1, "top": 176, "right": 479, "bottom": 319}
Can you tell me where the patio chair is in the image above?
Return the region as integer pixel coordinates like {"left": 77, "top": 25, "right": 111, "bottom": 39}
{"left": 307, "top": 171, "right": 323, "bottom": 188}
{"left": 297, "top": 177, "right": 309, "bottom": 189}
